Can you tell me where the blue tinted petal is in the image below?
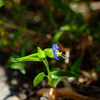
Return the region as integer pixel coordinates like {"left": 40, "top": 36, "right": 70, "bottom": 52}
{"left": 52, "top": 44, "right": 59, "bottom": 51}
{"left": 52, "top": 44, "right": 60, "bottom": 60}
{"left": 54, "top": 53, "right": 60, "bottom": 60}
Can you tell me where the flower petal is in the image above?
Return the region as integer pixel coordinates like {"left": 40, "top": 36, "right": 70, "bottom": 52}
{"left": 52, "top": 44, "right": 60, "bottom": 60}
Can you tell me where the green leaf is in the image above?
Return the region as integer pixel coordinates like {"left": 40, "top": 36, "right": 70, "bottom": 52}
{"left": 48, "top": 78, "right": 60, "bottom": 88}
{"left": 33, "top": 72, "right": 45, "bottom": 87}
{"left": 71, "top": 25, "right": 78, "bottom": 31}
{"left": 51, "top": 71, "right": 81, "bottom": 79}
{"left": 94, "top": 66, "right": 100, "bottom": 72}
{"left": 52, "top": 31, "right": 63, "bottom": 44}
{"left": 44, "top": 48, "right": 54, "bottom": 58}
{"left": 19, "top": 67, "right": 26, "bottom": 74}
{"left": 60, "top": 25, "right": 71, "bottom": 31}
{"left": 79, "top": 23, "right": 88, "bottom": 33}
{"left": 51, "top": 0, "right": 74, "bottom": 13}
{"left": 60, "top": 25, "right": 78, "bottom": 31}
{"left": 0, "top": 0, "right": 5, "bottom": 7}
{"left": 6, "top": 55, "right": 26, "bottom": 74}
{"left": 94, "top": 60, "right": 100, "bottom": 72}
{"left": 38, "top": 47, "right": 46, "bottom": 60}
{"left": 10, "top": 62, "right": 26, "bottom": 74}
{"left": 13, "top": 53, "right": 41, "bottom": 62}
{"left": 71, "top": 55, "right": 83, "bottom": 73}
{"left": 52, "top": 25, "right": 78, "bottom": 44}
{"left": 6, "top": 54, "right": 19, "bottom": 64}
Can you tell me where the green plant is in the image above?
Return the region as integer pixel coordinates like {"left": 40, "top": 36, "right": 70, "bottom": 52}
{"left": 0, "top": 0, "right": 6, "bottom": 7}
{"left": 0, "top": 28, "right": 8, "bottom": 47}
{"left": 94, "top": 60, "right": 100, "bottom": 72}
{"left": 12, "top": 44, "right": 81, "bottom": 87}
{"left": 6, "top": 54, "right": 26, "bottom": 74}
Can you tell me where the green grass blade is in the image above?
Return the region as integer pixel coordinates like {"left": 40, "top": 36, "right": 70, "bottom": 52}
{"left": 71, "top": 55, "right": 83, "bottom": 73}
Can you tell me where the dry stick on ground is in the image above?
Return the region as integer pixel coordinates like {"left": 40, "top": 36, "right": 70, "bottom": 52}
{"left": 37, "top": 88, "right": 85, "bottom": 100}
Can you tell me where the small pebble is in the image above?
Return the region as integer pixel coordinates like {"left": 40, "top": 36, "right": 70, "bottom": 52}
{"left": 19, "top": 93, "right": 27, "bottom": 99}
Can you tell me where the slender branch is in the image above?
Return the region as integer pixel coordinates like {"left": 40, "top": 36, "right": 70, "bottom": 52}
{"left": 43, "top": 59, "right": 50, "bottom": 75}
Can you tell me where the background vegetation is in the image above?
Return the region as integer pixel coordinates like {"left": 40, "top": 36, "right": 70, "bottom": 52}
{"left": 0, "top": 0, "right": 100, "bottom": 100}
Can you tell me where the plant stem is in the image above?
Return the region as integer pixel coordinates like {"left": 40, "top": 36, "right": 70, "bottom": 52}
{"left": 43, "top": 59, "right": 50, "bottom": 75}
